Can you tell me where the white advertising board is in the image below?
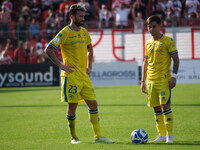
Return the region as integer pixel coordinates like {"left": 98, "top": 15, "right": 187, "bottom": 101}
{"left": 176, "top": 60, "right": 200, "bottom": 84}
{"left": 90, "top": 62, "right": 139, "bottom": 86}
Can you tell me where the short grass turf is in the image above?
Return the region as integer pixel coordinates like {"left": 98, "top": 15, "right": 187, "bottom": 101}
{"left": 0, "top": 84, "right": 200, "bottom": 150}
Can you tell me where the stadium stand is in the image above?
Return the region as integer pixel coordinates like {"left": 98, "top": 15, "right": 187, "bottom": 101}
{"left": 0, "top": 0, "right": 199, "bottom": 64}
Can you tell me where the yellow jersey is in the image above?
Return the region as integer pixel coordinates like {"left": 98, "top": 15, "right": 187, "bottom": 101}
{"left": 145, "top": 34, "right": 178, "bottom": 82}
{"left": 49, "top": 25, "right": 91, "bottom": 80}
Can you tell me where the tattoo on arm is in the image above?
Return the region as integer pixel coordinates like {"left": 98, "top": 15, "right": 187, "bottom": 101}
{"left": 87, "top": 44, "right": 93, "bottom": 68}
{"left": 44, "top": 45, "right": 62, "bottom": 67}
{"left": 172, "top": 53, "right": 179, "bottom": 74}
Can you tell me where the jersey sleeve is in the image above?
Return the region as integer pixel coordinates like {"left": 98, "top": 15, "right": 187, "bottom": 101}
{"left": 145, "top": 42, "right": 148, "bottom": 59}
{"left": 49, "top": 30, "right": 64, "bottom": 49}
{"left": 86, "top": 30, "right": 92, "bottom": 45}
{"left": 167, "top": 38, "right": 178, "bottom": 55}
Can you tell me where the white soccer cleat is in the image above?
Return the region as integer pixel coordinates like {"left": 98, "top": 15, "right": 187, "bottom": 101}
{"left": 166, "top": 135, "right": 173, "bottom": 143}
{"left": 95, "top": 136, "right": 114, "bottom": 143}
{"left": 71, "top": 138, "right": 81, "bottom": 144}
{"left": 149, "top": 135, "right": 166, "bottom": 143}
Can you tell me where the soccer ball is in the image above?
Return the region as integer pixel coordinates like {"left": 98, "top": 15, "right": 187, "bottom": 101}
{"left": 131, "top": 129, "right": 148, "bottom": 144}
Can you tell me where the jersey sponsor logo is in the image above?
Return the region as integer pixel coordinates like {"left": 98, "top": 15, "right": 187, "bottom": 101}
{"left": 69, "top": 36, "right": 77, "bottom": 38}
{"left": 71, "top": 40, "right": 86, "bottom": 45}
{"left": 58, "top": 33, "right": 62, "bottom": 37}
{"left": 54, "top": 37, "right": 60, "bottom": 44}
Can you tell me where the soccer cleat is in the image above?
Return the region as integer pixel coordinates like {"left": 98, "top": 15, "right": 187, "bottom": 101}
{"left": 149, "top": 135, "right": 166, "bottom": 143}
{"left": 71, "top": 138, "right": 81, "bottom": 144}
{"left": 95, "top": 136, "right": 114, "bottom": 143}
{"left": 166, "top": 135, "right": 173, "bottom": 143}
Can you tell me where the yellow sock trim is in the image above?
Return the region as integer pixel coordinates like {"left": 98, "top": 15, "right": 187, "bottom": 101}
{"left": 163, "top": 109, "right": 173, "bottom": 135}
{"left": 88, "top": 110, "right": 102, "bottom": 139}
{"left": 154, "top": 111, "right": 166, "bottom": 135}
{"left": 67, "top": 115, "right": 78, "bottom": 139}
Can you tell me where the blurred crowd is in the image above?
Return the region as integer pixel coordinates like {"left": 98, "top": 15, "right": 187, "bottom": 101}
{"left": 0, "top": 0, "right": 200, "bottom": 65}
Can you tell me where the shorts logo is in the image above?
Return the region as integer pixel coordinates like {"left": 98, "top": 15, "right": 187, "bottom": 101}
{"left": 54, "top": 37, "right": 60, "bottom": 44}
{"left": 161, "top": 91, "right": 165, "bottom": 96}
{"left": 162, "top": 97, "right": 166, "bottom": 101}
{"left": 69, "top": 94, "right": 74, "bottom": 100}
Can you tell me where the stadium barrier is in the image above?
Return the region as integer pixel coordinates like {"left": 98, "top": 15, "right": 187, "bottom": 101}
{"left": 89, "top": 27, "right": 200, "bottom": 65}
{"left": 176, "top": 60, "right": 200, "bottom": 84}
{"left": 0, "top": 64, "right": 60, "bottom": 87}
{"left": 90, "top": 62, "right": 139, "bottom": 86}
{"left": 0, "top": 60, "right": 200, "bottom": 87}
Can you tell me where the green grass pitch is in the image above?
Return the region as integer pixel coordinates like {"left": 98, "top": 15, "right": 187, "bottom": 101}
{"left": 0, "top": 84, "right": 200, "bottom": 150}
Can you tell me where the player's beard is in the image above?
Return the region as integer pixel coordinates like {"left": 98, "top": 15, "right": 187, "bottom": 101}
{"left": 74, "top": 17, "right": 84, "bottom": 27}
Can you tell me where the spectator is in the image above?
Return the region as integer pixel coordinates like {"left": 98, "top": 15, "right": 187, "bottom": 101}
{"left": 2, "top": 0, "right": 13, "bottom": 13}
{"left": 90, "top": 0, "right": 100, "bottom": 26}
{"left": 78, "top": 0, "right": 91, "bottom": 26}
{"left": 41, "top": 0, "right": 53, "bottom": 10}
{"left": 20, "top": 5, "right": 32, "bottom": 23}
{"left": 24, "top": 41, "right": 31, "bottom": 64}
{"left": 29, "top": 18, "right": 39, "bottom": 39}
{"left": 0, "top": 44, "right": 3, "bottom": 56}
{"left": 45, "top": 9, "right": 55, "bottom": 30}
{"left": 131, "top": 0, "right": 146, "bottom": 20}
{"left": 0, "top": 5, "right": 11, "bottom": 39}
{"left": 99, "top": 9, "right": 113, "bottom": 28}
{"left": 134, "top": 11, "right": 144, "bottom": 29}
{"left": 99, "top": 4, "right": 108, "bottom": 22}
{"left": 28, "top": 46, "right": 38, "bottom": 64}
{"left": 158, "top": 0, "right": 168, "bottom": 11}
{"left": 113, "top": 2, "right": 130, "bottom": 28}
{"left": 146, "top": 0, "right": 158, "bottom": 18}
{"left": 152, "top": 3, "right": 166, "bottom": 20}
{"left": 30, "top": 0, "right": 42, "bottom": 21}
{"left": 14, "top": 41, "right": 26, "bottom": 64}
{"left": 186, "top": 0, "right": 199, "bottom": 17}
{"left": 15, "top": 17, "right": 28, "bottom": 42}
{"left": 164, "top": 7, "right": 175, "bottom": 26}
{"left": 98, "top": 0, "right": 112, "bottom": 10}
{"left": 63, "top": 4, "right": 70, "bottom": 23}
{"left": 188, "top": 10, "right": 199, "bottom": 26}
{"left": 4, "top": 38, "right": 14, "bottom": 60}
{"left": 36, "top": 42, "right": 44, "bottom": 63}
{"left": 54, "top": 13, "right": 64, "bottom": 31}
{"left": 166, "top": 0, "right": 182, "bottom": 18}
{"left": 0, "top": 50, "right": 13, "bottom": 65}
{"left": 99, "top": 4, "right": 113, "bottom": 28}
{"left": 59, "top": 0, "right": 69, "bottom": 16}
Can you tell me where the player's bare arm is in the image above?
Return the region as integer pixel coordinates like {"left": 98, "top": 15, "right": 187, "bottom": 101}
{"left": 169, "top": 53, "right": 179, "bottom": 89}
{"left": 87, "top": 44, "right": 93, "bottom": 75}
{"left": 44, "top": 44, "right": 74, "bottom": 74}
{"left": 141, "top": 58, "right": 148, "bottom": 94}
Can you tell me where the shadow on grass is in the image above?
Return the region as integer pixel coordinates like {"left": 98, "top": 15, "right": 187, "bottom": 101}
{"left": 147, "top": 141, "right": 200, "bottom": 145}
{"left": 0, "top": 87, "right": 58, "bottom": 93}
{"left": 0, "top": 104, "right": 200, "bottom": 108}
{"left": 114, "top": 141, "right": 200, "bottom": 146}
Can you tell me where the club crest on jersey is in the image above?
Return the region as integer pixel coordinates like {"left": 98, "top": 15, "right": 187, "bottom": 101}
{"left": 54, "top": 37, "right": 60, "bottom": 44}
{"left": 78, "top": 34, "right": 81, "bottom": 38}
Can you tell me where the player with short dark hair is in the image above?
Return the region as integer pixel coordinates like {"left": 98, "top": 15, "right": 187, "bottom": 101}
{"left": 141, "top": 15, "right": 179, "bottom": 143}
{"left": 44, "top": 4, "right": 114, "bottom": 144}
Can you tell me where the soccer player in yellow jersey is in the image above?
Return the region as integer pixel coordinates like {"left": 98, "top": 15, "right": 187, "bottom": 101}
{"left": 44, "top": 4, "right": 113, "bottom": 144}
{"left": 141, "top": 15, "right": 179, "bottom": 143}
